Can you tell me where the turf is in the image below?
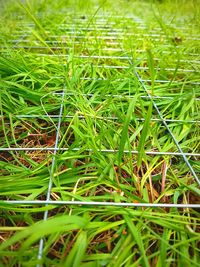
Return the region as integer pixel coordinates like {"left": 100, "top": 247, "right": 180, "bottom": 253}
{"left": 0, "top": 0, "right": 200, "bottom": 266}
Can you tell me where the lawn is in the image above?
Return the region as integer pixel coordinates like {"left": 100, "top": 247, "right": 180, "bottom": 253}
{"left": 0, "top": 0, "right": 200, "bottom": 266}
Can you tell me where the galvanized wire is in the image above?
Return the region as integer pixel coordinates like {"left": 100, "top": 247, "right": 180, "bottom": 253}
{"left": 37, "top": 89, "right": 65, "bottom": 264}
{"left": 2, "top": 200, "right": 200, "bottom": 209}
{"left": 6, "top": 114, "right": 200, "bottom": 124}
{"left": 0, "top": 147, "right": 199, "bottom": 157}
{"left": 133, "top": 71, "right": 200, "bottom": 185}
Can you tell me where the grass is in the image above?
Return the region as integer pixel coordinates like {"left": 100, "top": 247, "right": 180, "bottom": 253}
{"left": 0, "top": 0, "right": 200, "bottom": 266}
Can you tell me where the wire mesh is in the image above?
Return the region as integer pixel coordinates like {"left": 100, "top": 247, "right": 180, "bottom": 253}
{"left": 0, "top": 9, "right": 200, "bottom": 265}
{"left": 1, "top": 14, "right": 199, "bottom": 195}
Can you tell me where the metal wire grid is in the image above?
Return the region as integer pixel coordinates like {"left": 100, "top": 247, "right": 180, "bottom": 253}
{"left": 6, "top": 32, "right": 200, "bottom": 42}
{"left": 1, "top": 14, "right": 200, "bottom": 196}
{"left": 1, "top": 13, "right": 200, "bottom": 264}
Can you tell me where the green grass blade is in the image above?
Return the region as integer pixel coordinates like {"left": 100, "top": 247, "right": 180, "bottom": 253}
{"left": 137, "top": 102, "right": 152, "bottom": 167}
{"left": 63, "top": 231, "right": 88, "bottom": 267}
{"left": 124, "top": 215, "right": 150, "bottom": 267}
{"left": 118, "top": 96, "right": 138, "bottom": 165}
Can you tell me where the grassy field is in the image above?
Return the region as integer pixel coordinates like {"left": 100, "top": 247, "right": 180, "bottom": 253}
{"left": 0, "top": 0, "right": 200, "bottom": 266}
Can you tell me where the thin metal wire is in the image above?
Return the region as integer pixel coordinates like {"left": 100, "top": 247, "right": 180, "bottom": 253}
{"left": 56, "top": 27, "right": 200, "bottom": 39}
{"left": 57, "top": 23, "right": 199, "bottom": 33}
{"left": 77, "top": 64, "right": 198, "bottom": 73}
{"left": 58, "top": 22, "right": 193, "bottom": 28}
{"left": 10, "top": 114, "right": 200, "bottom": 124}
{"left": 17, "top": 19, "right": 197, "bottom": 29}
{"left": 68, "top": 17, "right": 197, "bottom": 29}
{"left": 134, "top": 71, "right": 200, "bottom": 185}
{"left": 1, "top": 44, "right": 115, "bottom": 50}
{"left": 41, "top": 54, "right": 131, "bottom": 59}
{"left": 6, "top": 36, "right": 191, "bottom": 47}
{"left": 3, "top": 44, "right": 199, "bottom": 57}
{"left": 9, "top": 39, "right": 122, "bottom": 46}
{"left": 37, "top": 89, "right": 65, "bottom": 264}
{"left": 140, "top": 79, "right": 200, "bottom": 85}
{"left": 13, "top": 31, "right": 200, "bottom": 41}
{"left": 2, "top": 200, "right": 200, "bottom": 208}
{"left": 7, "top": 40, "right": 122, "bottom": 46}
{"left": 17, "top": 14, "right": 143, "bottom": 19}
{"left": 56, "top": 33, "right": 200, "bottom": 41}
{"left": 33, "top": 53, "right": 200, "bottom": 64}
{"left": 49, "top": 75, "right": 200, "bottom": 86}
{"left": 52, "top": 91, "right": 200, "bottom": 102}
{"left": 0, "top": 147, "right": 199, "bottom": 157}
{"left": 76, "top": 76, "right": 200, "bottom": 88}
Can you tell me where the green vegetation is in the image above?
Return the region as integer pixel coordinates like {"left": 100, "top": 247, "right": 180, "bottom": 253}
{"left": 0, "top": 0, "right": 199, "bottom": 266}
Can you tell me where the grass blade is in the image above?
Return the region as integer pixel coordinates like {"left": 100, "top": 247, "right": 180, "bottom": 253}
{"left": 137, "top": 102, "right": 152, "bottom": 167}
{"left": 63, "top": 231, "right": 88, "bottom": 267}
{"left": 124, "top": 215, "right": 150, "bottom": 267}
{"left": 118, "top": 96, "right": 138, "bottom": 165}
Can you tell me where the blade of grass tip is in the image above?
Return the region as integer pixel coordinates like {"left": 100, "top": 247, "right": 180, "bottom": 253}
{"left": 118, "top": 95, "right": 138, "bottom": 166}
{"left": 19, "top": 0, "right": 47, "bottom": 37}
{"left": 19, "top": 0, "right": 54, "bottom": 54}
{"left": 85, "top": 0, "right": 107, "bottom": 30}
{"left": 124, "top": 215, "right": 150, "bottom": 267}
{"left": 151, "top": 3, "right": 180, "bottom": 86}
{"left": 137, "top": 102, "right": 152, "bottom": 168}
